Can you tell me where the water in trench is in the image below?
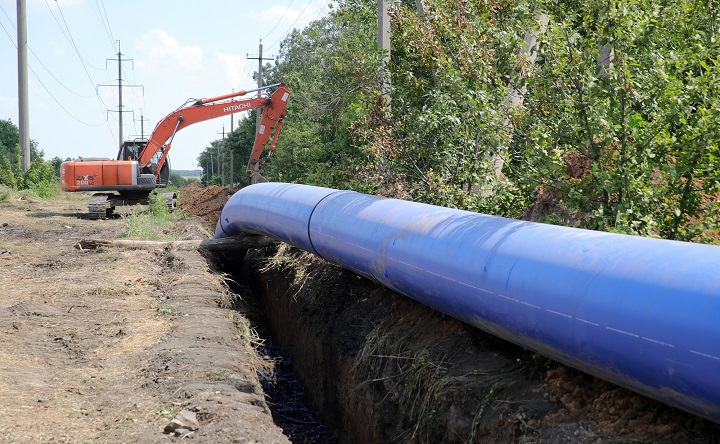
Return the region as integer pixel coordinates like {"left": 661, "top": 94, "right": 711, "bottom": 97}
{"left": 255, "top": 343, "right": 328, "bottom": 442}
{"left": 218, "top": 256, "right": 331, "bottom": 444}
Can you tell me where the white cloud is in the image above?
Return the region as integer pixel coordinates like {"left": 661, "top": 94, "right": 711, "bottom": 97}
{"left": 215, "top": 52, "right": 248, "bottom": 89}
{"left": 134, "top": 29, "right": 206, "bottom": 75}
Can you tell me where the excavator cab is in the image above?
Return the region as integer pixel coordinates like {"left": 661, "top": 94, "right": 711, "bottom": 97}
{"left": 117, "top": 139, "right": 171, "bottom": 188}
{"left": 117, "top": 139, "right": 148, "bottom": 162}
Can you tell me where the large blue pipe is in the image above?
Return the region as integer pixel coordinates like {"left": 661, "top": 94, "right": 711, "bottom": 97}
{"left": 215, "top": 182, "right": 720, "bottom": 423}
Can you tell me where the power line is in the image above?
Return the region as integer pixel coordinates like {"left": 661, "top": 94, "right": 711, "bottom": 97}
{"left": 43, "top": 0, "right": 103, "bottom": 71}
{"left": 94, "top": 0, "right": 116, "bottom": 52}
{"left": 0, "top": 11, "right": 13, "bottom": 42}
{"left": 29, "top": 65, "right": 108, "bottom": 126}
{"left": 47, "top": 0, "right": 115, "bottom": 126}
{"left": 0, "top": 5, "right": 105, "bottom": 125}
{"left": 265, "top": 0, "right": 315, "bottom": 52}
{"left": 266, "top": 0, "right": 331, "bottom": 52}
{"left": 262, "top": 0, "right": 296, "bottom": 40}
{"left": 0, "top": 3, "right": 94, "bottom": 98}
{"left": 98, "top": 41, "right": 143, "bottom": 148}
{"left": 44, "top": 0, "right": 118, "bottom": 142}
{"left": 235, "top": 58, "right": 256, "bottom": 91}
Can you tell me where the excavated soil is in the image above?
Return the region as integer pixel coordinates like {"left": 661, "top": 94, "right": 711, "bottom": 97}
{"left": 178, "top": 183, "right": 236, "bottom": 227}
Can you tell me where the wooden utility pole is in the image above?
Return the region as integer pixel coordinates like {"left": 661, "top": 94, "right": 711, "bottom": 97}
{"left": 217, "top": 126, "right": 225, "bottom": 186}
{"left": 17, "top": 0, "right": 30, "bottom": 171}
{"left": 378, "top": 0, "right": 391, "bottom": 104}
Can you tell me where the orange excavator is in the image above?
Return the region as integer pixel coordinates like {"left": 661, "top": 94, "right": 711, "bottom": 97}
{"left": 60, "top": 83, "right": 290, "bottom": 219}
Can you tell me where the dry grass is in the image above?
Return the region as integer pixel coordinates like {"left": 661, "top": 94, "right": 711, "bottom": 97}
{"left": 352, "top": 324, "right": 454, "bottom": 443}
{"left": 260, "top": 243, "right": 327, "bottom": 300}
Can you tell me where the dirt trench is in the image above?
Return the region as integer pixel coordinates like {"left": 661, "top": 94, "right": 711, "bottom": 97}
{"left": 174, "top": 183, "right": 720, "bottom": 443}
{"left": 236, "top": 245, "right": 720, "bottom": 443}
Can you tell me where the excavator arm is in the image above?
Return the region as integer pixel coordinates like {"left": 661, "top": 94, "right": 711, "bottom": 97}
{"left": 137, "top": 83, "right": 290, "bottom": 182}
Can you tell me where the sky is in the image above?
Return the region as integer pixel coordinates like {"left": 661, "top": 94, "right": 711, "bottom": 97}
{"left": 0, "top": 0, "right": 330, "bottom": 170}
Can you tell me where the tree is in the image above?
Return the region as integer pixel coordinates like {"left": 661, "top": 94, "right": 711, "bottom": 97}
{"left": 507, "top": 0, "right": 720, "bottom": 241}
{"left": 0, "top": 119, "right": 21, "bottom": 185}
{"left": 223, "top": 0, "right": 720, "bottom": 242}
{"left": 266, "top": 0, "right": 383, "bottom": 190}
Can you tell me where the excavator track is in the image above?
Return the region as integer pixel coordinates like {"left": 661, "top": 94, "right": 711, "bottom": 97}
{"left": 161, "top": 192, "right": 178, "bottom": 212}
{"left": 88, "top": 193, "right": 115, "bottom": 220}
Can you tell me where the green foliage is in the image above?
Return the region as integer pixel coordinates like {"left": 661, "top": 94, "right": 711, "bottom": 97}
{"left": 156, "top": 302, "right": 174, "bottom": 316}
{"left": 386, "top": 0, "right": 522, "bottom": 194}
{"left": 505, "top": 0, "right": 720, "bottom": 240}
{"left": 265, "top": 0, "right": 382, "bottom": 188}
{"left": 192, "top": 0, "right": 720, "bottom": 242}
{"left": 0, "top": 118, "right": 59, "bottom": 198}
{"left": 173, "top": 169, "right": 202, "bottom": 177}
{"left": 168, "top": 172, "right": 193, "bottom": 188}
{"left": 21, "top": 158, "right": 59, "bottom": 198}
{"left": 364, "top": 0, "right": 720, "bottom": 241}
{"left": 122, "top": 192, "right": 185, "bottom": 239}
{"left": 49, "top": 157, "right": 64, "bottom": 177}
{"left": 0, "top": 155, "right": 18, "bottom": 188}
{"left": 0, "top": 119, "right": 21, "bottom": 188}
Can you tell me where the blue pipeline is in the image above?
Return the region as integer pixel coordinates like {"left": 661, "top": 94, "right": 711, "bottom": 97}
{"left": 215, "top": 182, "right": 720, "bottom": 423}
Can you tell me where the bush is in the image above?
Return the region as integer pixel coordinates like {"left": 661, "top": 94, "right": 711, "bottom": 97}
{"left": 21, "top": 158, "right": 58, "bottom": 199}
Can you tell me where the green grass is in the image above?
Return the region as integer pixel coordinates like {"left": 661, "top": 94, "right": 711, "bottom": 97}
{"left": 121, "top": 193, "right": 187, "bottom": 240}
{"left": 156, "top": 302, "right": 174, "bottom": 315}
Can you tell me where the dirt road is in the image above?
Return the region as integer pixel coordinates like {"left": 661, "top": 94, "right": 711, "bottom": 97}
{"left": 0, "top": 190, "right": 287, "bottom": 443}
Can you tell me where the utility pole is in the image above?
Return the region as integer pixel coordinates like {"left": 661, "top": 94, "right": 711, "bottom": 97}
{"left": 17, "top": 0, "right": 30, "bottom": 172}
{"left": 135, "top": 110, "right": 150, "bottom": 139}
{"left": 229, "top": 94, "right": 234, "bottom": 188}
{"left": 378, "top": 0, "right": 391, "bottom": 104}
{"left": 98, "top": 41, "right": 142, "bottom": 155}
{"left": 415, "top": 0, "right": 425, "bottom": 16}
{"left": 217, "top": 126, "right": 225, "bottom": 186}
{"left": 247, "top": 40, "right": 274, "bottom": 129}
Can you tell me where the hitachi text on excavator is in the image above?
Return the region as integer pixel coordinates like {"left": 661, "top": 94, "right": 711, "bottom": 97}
{"left": 60, "top": 83, "right": 290, "bottom": 219}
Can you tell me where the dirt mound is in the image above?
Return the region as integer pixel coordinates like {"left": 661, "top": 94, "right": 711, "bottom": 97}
{"left": 178, "top": 183, "right": 236, "bottom": 227}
